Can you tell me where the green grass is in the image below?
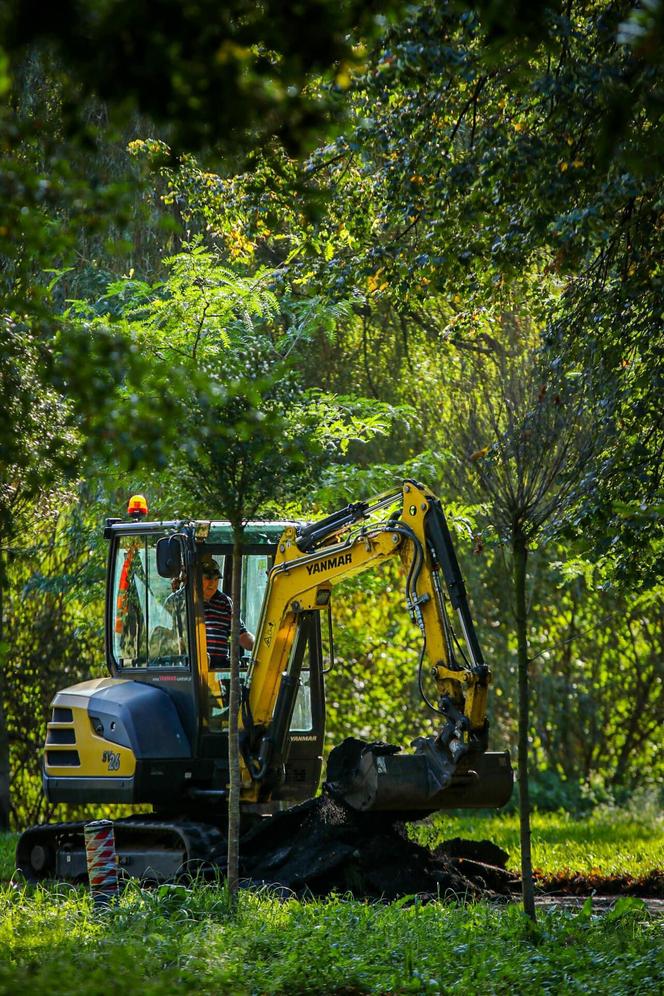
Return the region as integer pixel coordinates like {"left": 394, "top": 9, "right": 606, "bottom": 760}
{"left": 411, "top": 807, "right": 664, "bottom": 879}
{"left": 2, "top": 810, "right": 662, "bottom": 993}
{"left": 0, "top": 882, "right": 661, "bottom": 995}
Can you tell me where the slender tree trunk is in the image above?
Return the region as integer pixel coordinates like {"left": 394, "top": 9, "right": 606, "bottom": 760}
{"left": 512, "top": 528, "right": 536, "bottom": 921}
{"left": 0, "top": 544, "right": 10, "bottom": 831}
{"left": 226, "top": 527, "right": 243, "bottom": 906}
{"left": 559, "top": 601, "right": 577, "bottom": 779}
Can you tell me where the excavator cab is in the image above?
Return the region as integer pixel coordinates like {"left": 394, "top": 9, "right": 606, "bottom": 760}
{"left": 109, "top": 520, "right": 326, "bottom": 808}
{"left": 39, "top": 518, "right": 326, "bottom": 818}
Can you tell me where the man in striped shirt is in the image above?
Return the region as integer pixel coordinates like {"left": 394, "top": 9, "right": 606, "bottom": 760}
{"left": 200, "top": 554, "right": 254, "bottom": 671}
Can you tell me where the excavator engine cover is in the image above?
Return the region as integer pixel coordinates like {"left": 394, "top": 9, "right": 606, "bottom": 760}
{"left": 325, "top": 737, "right": 513, "bottom": 812}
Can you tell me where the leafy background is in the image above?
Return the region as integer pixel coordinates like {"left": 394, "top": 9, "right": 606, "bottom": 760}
{"left": 0, "top": 0, "right": 662, "bottom": 832}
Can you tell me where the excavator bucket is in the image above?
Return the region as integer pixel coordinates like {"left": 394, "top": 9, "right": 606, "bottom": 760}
{"left": 325, "top": 736, "right": 513, "bottom": 813}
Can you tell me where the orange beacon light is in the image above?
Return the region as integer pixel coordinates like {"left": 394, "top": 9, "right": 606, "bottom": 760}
{"left": 127, "top": 494, "right": 149, "bottom": 520}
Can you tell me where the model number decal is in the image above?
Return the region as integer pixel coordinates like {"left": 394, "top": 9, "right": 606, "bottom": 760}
{"left": 102, "top": 750, "right": 120, "bottom": 772}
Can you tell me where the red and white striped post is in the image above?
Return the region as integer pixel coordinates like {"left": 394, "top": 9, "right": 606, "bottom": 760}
{"left": 84, "top": 819, "right": 119, "bottom": 907}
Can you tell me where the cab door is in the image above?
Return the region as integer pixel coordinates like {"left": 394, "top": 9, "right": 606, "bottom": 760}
{"left": 197, "top": 546, "right": 275, "bottom": 754}
{"left": 272, "top": 611, "right": 325, "bottom": 802}
{"left": 106, "top": 526, "right": 199, "bottom": 748}
{"left": 197, "top": 546, "right": 325, "bottom": 801}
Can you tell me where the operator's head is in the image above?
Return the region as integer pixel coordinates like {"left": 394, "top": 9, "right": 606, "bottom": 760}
{"left": 200, "top": 554, "right": 221, "bottom": 601}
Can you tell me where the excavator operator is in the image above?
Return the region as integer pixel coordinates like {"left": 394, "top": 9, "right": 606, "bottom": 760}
{"left": 200, "top": 554, "right": 254, "bottom": 671}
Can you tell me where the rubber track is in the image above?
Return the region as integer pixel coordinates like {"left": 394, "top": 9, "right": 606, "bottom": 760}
{"left": 16, "top": 817, "right": 227, "bottom": 883}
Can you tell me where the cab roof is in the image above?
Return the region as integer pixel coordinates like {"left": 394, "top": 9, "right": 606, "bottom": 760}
{"left": 105, "top": 518, "right": 301, "bottom": 547}
{"left": 205, "top": 521, "right": 297, "bottom": 545}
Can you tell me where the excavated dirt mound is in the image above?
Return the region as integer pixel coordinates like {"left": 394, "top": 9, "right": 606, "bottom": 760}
{"left": 537, "top": 869, "right": 664, "bottom": 898}
{"left": 239, "top": 796, "right": 518, "bottom": 900}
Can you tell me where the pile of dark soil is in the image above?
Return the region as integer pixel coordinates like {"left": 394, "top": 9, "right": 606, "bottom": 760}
{"left": 240, "top": 796, "right": 518, "bottom": 901}
{"left": 537, "top": 868, "right": 664, "bottom": 898}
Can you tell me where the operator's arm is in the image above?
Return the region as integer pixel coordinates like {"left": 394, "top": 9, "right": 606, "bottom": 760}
{"left": 236, "top": 602, "right": 254, "bottom": 651}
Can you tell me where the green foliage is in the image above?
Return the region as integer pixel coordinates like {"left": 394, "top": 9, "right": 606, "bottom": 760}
{"left": 0, "top": 48, "right": 181, "bottom": 497}
{"left": 528, "top": 579, "right": 664, "bottom": 793}
{"left": 66, "top": 241, "right": 405, "bottom": 519}
{"left": 173, "top": 0, "right": 663, "bottom": 584}
{"left": 0, "top": 321, "right": 78, "bottom": 539}
{"left": 3, "top": 490, "right": 106, "bottom": 826}
{"left": 325, "top": 560, "right": 431, "bottom": 751}
{"left": 0, "top": 833, "right": 14, "bottom": 881}
{"left": 2, "top": 1, "right": 663, "bottom": 839}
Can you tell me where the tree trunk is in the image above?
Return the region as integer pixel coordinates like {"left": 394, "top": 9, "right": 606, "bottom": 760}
{"left": 0, "top": 544, "right": 10, "bottom": 831}
{"left": 512, "top": 529, "right": 536, "bottom": 920}
{"left": 226, "top": 528, "right": 243, "bottom": 906}
{"left": 559, "top": 600, "right": 577, "bottom": 780}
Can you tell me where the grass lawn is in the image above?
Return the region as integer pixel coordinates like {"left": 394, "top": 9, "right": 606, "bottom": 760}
{"left": 0, "top": 882, "right": 661, "bottom": 995}
{"left": 0, "top": 809, "right": 662, "bottom": 993}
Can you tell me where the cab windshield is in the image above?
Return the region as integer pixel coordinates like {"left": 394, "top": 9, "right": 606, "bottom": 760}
{"left": 111, "top": 534, "right": 190, "bottom": 669}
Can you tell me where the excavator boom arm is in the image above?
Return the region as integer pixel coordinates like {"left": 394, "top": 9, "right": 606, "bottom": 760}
{"left": 240, "top": 482, "right": 497, "bottom": 802}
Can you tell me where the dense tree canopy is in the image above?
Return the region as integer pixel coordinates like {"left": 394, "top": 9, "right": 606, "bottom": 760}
{"left": 0, "top": 1, "right": 662, "bottom": 833}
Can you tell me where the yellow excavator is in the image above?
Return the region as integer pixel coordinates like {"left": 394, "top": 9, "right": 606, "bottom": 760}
{"left": 17, "top": 481, "right": 512, "bottom": 881}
